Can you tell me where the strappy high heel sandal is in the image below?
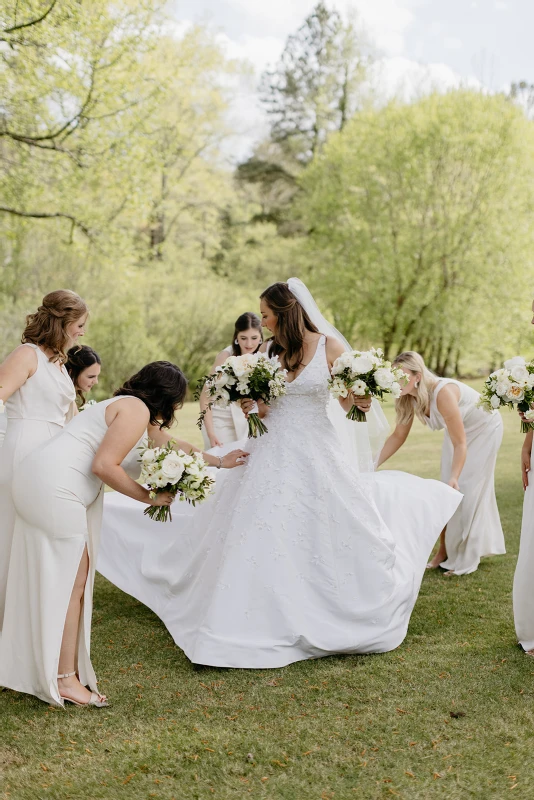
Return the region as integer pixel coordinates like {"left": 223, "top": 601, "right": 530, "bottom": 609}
{"left": 57, "top": 670, "right": 109, "bottom": 707}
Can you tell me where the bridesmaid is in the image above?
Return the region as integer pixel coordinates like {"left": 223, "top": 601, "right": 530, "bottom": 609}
{"left": 513, "top": 299, "right": 534, "bottom": 654}
{"left": 378, "top": 351, "right": 504, "bottom": 576}
{"left": 66, "top": 345, "right": 102, "bottom": 407}
{"left": 200, "top": 312, "right": 263, "bottom": 448}
{"left": 0, "top": 290, "right": 86, "bottom": 626}
{"left": 0, "top": 361, "right": 248, "bottom": 707}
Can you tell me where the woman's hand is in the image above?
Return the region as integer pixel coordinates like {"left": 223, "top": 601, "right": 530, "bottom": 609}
{"left": 350, "top": 392, "right": 372, "bottom": 413}
{"left": 150, "top": 491, "right": 175, "bottom": 507}
{"left": 448, "top": 477, "right": 460, "bottom": 491}
{"left": 222, "top": 450, "right": 249, "bottom": 469}
{"left": 241, "top": 399, "right": 267, "bottom": 418}
{"left": 522, "top": 446, "right": 531, "bottom": 491}
{"left": 209, "top": 433, "right": 223, "bottom": 448}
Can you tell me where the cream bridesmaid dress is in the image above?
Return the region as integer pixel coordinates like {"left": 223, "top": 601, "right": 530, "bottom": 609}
{"left": 0, "top": 343, "right": 75, "bottom": 627}
{"left": 0, "top": 396, "right": 146, "bottom": 707}
{"left": 427, "top": 378, "right": 505, "bottom": 575}
{"left": 201, "top": 346, "right": 248, "bottom": 448}
{"left": 513, "top": 436, "right": 534, "bottom": 651}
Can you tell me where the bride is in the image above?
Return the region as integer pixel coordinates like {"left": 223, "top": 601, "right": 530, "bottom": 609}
{"left": 98, "top": 279, "right": 461, "bottom": 668}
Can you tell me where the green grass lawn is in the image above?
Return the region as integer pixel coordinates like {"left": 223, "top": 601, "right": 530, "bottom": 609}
{"left": 2, "top": 395, "right": 533, "bottom": 800}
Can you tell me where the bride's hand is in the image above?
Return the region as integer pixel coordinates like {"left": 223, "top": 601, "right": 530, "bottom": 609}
{"left": 150, "top": 492, "right": 174, "bottom": 506}
{"left": 222, "top": 450, "right": 249, "bottom": 469}
{"left": 241, "top": 399, "right": 267, "bottom": 418}
{"left": 350, "top": 392, "right": 372, "bottom": 413}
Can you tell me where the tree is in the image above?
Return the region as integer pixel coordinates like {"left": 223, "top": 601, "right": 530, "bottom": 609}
{"left": 298, "top": 91, "right": 534, "bottom": 373}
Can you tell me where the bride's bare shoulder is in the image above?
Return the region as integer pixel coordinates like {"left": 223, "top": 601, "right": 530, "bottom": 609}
{"left": 325, "top": 336, "right": 345, "bottom": 360}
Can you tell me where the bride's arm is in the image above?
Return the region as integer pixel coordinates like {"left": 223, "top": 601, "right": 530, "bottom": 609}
{"left": 147, "top": 422, "right": 248, "bottom": 469}
{"left": 325, "top": 337, "right": 372, "bottom": 414}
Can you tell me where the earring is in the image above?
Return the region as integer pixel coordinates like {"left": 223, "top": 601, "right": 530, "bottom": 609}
{"left": 415, "top": 381, "right": 419, "bottom": 388}
{"left": 235, "top": 339, "right": 239, "bottom": 345}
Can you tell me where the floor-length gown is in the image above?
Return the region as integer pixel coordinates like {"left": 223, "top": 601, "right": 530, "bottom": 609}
{"left": 426, "top": 378, "right": 504, "bottom": 576}
{"left": 0, "top": 397, "right": 145, "bottom": 706}
{"left": 0, "top": 344, "right": 75, "bottom": 627}
{"left": 513, "top": 436, "right": 534, "bottom": 651}
{"left": 98, "top": 337, "right": 461, "bottom": 668}
{"left": 201, "top": 346, "right": 248, "bottom": 448}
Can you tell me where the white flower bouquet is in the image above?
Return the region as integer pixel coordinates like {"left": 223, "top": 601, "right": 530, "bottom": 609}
{"left": 80, "top": 398, "right": 97, "bottom": 411}
{"left": 328, "top": 347, "right": 407, "bottom": 422}
{"left": 478, "top": 356, "right": 534, "bottom": 432}
{"left": 198, "top": 352, "right": 287, "bottom": 438}
{"left": 139, "top": 441, "right": 215, "bottom": 522}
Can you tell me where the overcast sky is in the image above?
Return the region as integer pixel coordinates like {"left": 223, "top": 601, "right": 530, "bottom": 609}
{"left": 168, "top": 0, "right": 533, "bottom": 158}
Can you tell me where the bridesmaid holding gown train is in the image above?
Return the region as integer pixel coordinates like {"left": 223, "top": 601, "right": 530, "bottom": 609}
{"left": 378, "top": 351, "right": 504, "bottom": 576}
{"left": 0, "top": 361, "right": 247, "bottom": 707}
{"left": 199, "top": 312, "right": 263, "bottom": 448}
{"left": 0, "top": 290, "right": 85, "bottom": 627}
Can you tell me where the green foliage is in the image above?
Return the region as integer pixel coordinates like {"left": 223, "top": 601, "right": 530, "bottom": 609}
{"left": 299, "top": 91, "right": 534, "bottom": 372}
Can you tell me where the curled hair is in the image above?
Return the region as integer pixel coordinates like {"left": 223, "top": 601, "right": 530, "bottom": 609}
{"left": 392, "top": 351, "right": 438, "bottom": 425}
{"left": 22, "top": 290, "right": 88, "bottom": 363}
{"left": 66, "top": 345, "right": 102, "bottom": 406}
{"left": 232, "top": 312, "right": 263, "bottom": 356}
{"left": 114, "top": 361, "right": 187, "bottom": 429}
{"left": 259, "top": 282, "right": 319, "bottom": 373}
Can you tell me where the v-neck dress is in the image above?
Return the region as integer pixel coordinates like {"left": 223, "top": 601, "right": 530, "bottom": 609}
{"left": 0, "top": 344, "right": 75, "bottom": 627}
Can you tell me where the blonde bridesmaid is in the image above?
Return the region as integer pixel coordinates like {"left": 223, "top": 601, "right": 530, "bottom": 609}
{"left": 378, "top": 351, "right": 504, "bottom": 576}
{"left": 200, "top": 312, "right": 263, "bottom": 448}
{"left": 0, "top": 290, "right": 86, "bottom": 626}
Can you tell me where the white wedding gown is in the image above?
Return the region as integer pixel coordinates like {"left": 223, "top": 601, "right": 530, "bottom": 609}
{"left": 98, "top": 337, "right": 461, "bottom": 668}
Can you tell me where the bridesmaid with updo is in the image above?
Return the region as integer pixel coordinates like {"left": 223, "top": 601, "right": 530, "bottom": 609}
{"left": 66, "top": 345, "right": 102, "bottom": 408}
{"left": 0, "top": 290, "right": 86, "bottom": 626}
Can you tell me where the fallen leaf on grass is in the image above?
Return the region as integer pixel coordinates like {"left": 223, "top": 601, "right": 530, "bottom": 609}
{"left": 122, "top": 775, "right": 135, "bottom": 785}
{"left": 405, "top": 771, "right": 415, "bottom": 778}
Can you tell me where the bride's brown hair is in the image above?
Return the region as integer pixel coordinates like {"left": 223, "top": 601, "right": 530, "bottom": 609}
{"left": 260, "top": 282, "right": 319, "bottom": 373}
{"left": 22, "top": 290, "right": 88, "bottom": 364}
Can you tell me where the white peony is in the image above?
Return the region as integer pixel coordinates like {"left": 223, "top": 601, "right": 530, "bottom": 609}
{"left": 504, "top": 356, "right": 526, "bottom": 371}
{"left": 524, "top": 409, "right": 534, "bottom": 421}
{"left": 510, "top": 365, "right": 530, "bottom": 384}
{"left": 495, "top": 381, "right": 511, "bottom": 397}
{"left": 351, "top": 355, "right": 374, "bottom": 375}
{"left": 490, "top": 394, "right": 501, "bottom": 409}
{"left": 506, "top": 385, "right": 525, "bottom": 402}
{"left": 391, "top": 383, "right": 402, "bottom": 399}
{"left": 374, "top": 367, "right": 395, "bottom": 389}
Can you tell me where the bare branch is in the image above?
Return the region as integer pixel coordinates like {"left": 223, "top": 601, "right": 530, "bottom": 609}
{"left": 0, "top": 205, "right": 91, "bottom": 237}
{"left": 3, "top": 0, "right": 58, "bottom": 34}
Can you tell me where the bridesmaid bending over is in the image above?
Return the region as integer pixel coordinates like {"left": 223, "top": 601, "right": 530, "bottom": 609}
{"left": 378, "top": 351, "right": 504, "bottom": 576}
{"left": 200, "top": 312, "right": 263, "bottom": 448}
{"left": 0, "top": 290, "right": 85, "bottom": 627}
{"left": 66, "top": 344, "right": 102, "bottom": 408}
{"left": 0, "top": 362, "right": 247, "bottom": 708}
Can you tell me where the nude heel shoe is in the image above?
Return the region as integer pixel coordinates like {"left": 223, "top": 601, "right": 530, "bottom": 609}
{"left": 57, "top": 670, "right": 109, "bottom": 707}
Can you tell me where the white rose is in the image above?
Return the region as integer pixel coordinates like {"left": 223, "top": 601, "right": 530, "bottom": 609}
{"left": 524, "top": 409, "right": 534, "bottom": 421}
{"left": 351, "top": 356, "right": 374, "bottom": 375}
{"left": 495, "top": 381, "right": 511, "bottom": 397}
{"left": 141, "top": 449, "right": 157, "bottom": 464}
{"left": 490, "top": 394, "right": 501, "bottom": 409}
{"left": 504, "top": 356, "right": 526, "bottom": 370}
{"left": 160, "top": 453, "right": 185, "bottom": 482}
{"left": 374, "top": 367, "right": 395, "bottom": 389}
{"left": 510, "top": 365, "right": 529, "bottom": 384}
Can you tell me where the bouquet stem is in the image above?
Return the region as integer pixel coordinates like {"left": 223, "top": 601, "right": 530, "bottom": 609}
{"left": 346, "top": 404, "right": 367, "bottom": 422}
{"left": 248, "top": 412, "right": 268, "bottom": 438}
{"left": 144, "top": 505, "right": 173, "bottom": 523}
{"left": 521, "top": 421, "right": 534, "bottom": 434}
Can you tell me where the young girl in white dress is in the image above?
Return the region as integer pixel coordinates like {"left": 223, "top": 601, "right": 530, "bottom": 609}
{"left": 0, "top": 362, "right": 247, "bottom": 707}
{"left": 378, "top": 351, "right": 505, "bottom": 576}
{"left": 200, "top": 312, "right": 263, "bottom": 448}
{"left": 97, "top": 280, "right": 461, "bottom": 669}
{"left": 0, "top": 290, "right": 86, "bottom": 627}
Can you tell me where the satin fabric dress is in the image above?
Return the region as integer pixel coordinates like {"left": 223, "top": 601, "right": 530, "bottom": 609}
{"left": 0, "top": 396, "right": 145, "bottom": 706}
{"left": 514, "top": 435, "right": 534, "bottom": 651}
{"left": 98, "top": 337, "right": 461, "bottom": 669}
{"left": 426, "top": 378, "right": 505, "bottom": 575}
{"left": 201, "top": 346, "right": 248, "bottom": 448}
{"left": 0, "top": 344, "right": 75, "bottom": 627}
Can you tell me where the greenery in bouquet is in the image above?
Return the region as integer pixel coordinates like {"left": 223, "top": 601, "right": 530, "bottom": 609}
{"left": 478, "top": 356, "right": 534, "bottom": 433}
{"left": 328, "top": 348, "right": 407, "bottom": 422}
